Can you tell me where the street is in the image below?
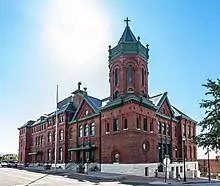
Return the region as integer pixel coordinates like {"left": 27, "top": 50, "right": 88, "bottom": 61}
{"left": 0, "top": 168, "right": 129, "bottom": 186}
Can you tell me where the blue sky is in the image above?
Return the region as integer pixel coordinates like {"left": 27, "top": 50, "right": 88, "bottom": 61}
{"left": 0, "top": 0, "right": 219, "bottom": 158}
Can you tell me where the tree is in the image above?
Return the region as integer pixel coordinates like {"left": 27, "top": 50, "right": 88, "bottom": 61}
{"left": 197, "top": 78, "right": 220, "bottom": 152}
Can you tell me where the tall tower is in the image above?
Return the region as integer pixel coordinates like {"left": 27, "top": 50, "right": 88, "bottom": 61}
{"left": 108, "top": 18, "right": 150, "bottom": 101}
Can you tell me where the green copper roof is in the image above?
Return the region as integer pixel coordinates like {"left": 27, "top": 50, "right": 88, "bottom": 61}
{"left": 108, "top": 18, "right": 149, "bottom": 62}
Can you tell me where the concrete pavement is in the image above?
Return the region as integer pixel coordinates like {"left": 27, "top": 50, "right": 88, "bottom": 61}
{"left": 0, "top": 168, "right": 131, "bottom": 186}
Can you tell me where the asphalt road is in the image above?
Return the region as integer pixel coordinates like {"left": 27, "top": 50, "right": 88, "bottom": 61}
{"left": 0, "top": 168, "right": 129, "bottom": 186}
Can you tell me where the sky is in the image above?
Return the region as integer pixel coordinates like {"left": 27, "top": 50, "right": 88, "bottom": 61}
{"left": 0, "top": 0, "right": 219, "bottom": 159}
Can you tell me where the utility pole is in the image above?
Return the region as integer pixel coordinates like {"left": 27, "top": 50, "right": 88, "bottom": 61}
{"left": 54, "top": 85, "right": 59, "bottom": 171}
{"left": 183, "top": 137, "right": 186, "bottom": 181}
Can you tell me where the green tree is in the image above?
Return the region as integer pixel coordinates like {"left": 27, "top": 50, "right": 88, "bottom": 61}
{"left": 197, "top": 78, "right": 220, "bottom": 151}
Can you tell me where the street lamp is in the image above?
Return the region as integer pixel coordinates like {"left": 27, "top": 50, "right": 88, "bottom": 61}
{"left": 182, "top": 137, "right": 187, "bottom": 181}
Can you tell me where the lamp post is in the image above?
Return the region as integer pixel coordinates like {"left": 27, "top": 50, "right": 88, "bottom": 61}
{"left": 182, "top": 137, "right": 186, "bottom": 181}
{"left": 207, "top": 147, "right": 211, "bottom": 181}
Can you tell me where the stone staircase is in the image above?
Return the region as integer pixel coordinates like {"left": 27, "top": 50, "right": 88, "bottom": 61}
{"left": 65, "top": 163, "right": 78, "bottom": 171}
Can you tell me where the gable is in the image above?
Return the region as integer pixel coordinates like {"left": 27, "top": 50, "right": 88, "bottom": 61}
{"left": 159, "top": 98, "right": 173, "bottom": 117}
{"left": 74, "top": 99, "right": 97, "bottom": 120}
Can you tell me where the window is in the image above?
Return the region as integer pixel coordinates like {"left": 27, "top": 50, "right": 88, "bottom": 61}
{"left": 36, "top": 136, "right": 38, "bottom": 146}
{"left": 150, "top": 120, "right": 153, "bottom": 132}
{"left": 106, "top": 123, "right": 110, "bottom": 132}
{"left": 59, "top": 115, "right": 65, "bottom": 123}
{"left": 69, "top": 150, "right": 73, "bottom": 161}
{"left": 40, "top": 135, "right": 43, "bottom": 145}
{"left": 59, "top": 148, "right": 63, "bottom": 161}
{"left": 48, "top": 132, "right": 52, "bottom": 143}
{"left": 59, "top": 130, "right": 64, "bottom": 141}
{"left": 182, "top": 124, "right": 186, "bottom": 137}
{"left": 48, "top": 149, "right": 51, "bottom": 161}
{"left": 113, "top": 118, "right": 119, "bottom": 131}
{"left": 180, "top": 166, "right": 183, "bottom": 173}
{"left": 127, "top": 65, "right": 132, "bottom": 85}
{"left": 175, "top": 146, "right": 178, "bottom": 158}
{"left": 84, "top": 124, "right": 89, "bottom": 136}
{"left": 158, "top": 122, "right": 162, "bottom": 134}
{"left": 167, "top": 124, "right": 170, "bottom": 136}
{"left": 79, "top": 125, "right": 83, "bottom": 137}
{"left": 194, "top": 147, "right": 196, "bottom": 159}
{"left": 53, "top": 131, "right": 56, "bottom": 141}
{"left": 175, "top": 126, "right": 177, "bottom": 137}
{"left": 136, "top": 118, "right": 140, "bottom": 129}
{"left": 124, "top": 119, "right": 128, "bottom": 129}
{"left": 69, "top": 128, "right": 73, "bottom": 140}
{"left": 90, "top": 122, "right": 95, "bottom": 136}
{"left": 188, "top": 126, "right": 191, "bottom": 138}
{"left": 143, "top": 118, "right": 147, "bottom": 131}
{"left": 113, "top": 153, "right": 119, "bottom": 163}
{"left": 142, "top": 68, "right": 145, "bottom": 86}
{"left": 115, "top": 68, "right": 118, "bottom": 86}
{"left": 162, "top": 123, "right": 166, "bottom": 135}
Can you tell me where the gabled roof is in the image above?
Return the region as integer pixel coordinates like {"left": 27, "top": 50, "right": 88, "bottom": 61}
{"left": 118, "top": 25, "right": 137, "bottom": 44}
{"left": 172, "top": 106, "right": 197, "bottom": 123}
{"left": 72, "top": 95, "right": 101, "bottom": 121}
{"left": 150, "top": 92, "right": 197, "bottom": 123}
{"left": 149, "top": 93, "right": 164, "bottom": 106}
{"left": 149, "top": 92, "right": 174, "bottom": 117}
{"left": 87, "top": 95, "right": 102, "bottom": 108}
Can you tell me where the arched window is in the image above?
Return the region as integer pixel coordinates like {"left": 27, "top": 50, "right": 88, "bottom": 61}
{"left": 84, "top": 124, "right": 89, "bottom": 136}
{"left": 142, "top": 68, "right": 145, "bottom": 86}
{"left": 59, "top": 130, "right": 64, "bottom": 141}
{"left": 114, "top": 68, "right": 118, "bottom": 86}
{"left": 69, "top": 128, "right": 73, "bottom": 140}
{"left": 114, "top": 91, "right": 119, "bottom": 99}
{"left": 113, "top": 153, "right": 119, "bottom": 163}
{"left": 127, "top": 65, "right": 133, "bottom": 85}
{"left": 48, "top": 132, "right": 52, "bottom": 143}
{"left": 59, "top": 148, "right": 63, "bottom": 161}
{"left": 90, "top": 122, "right": 95, "bottom": 136}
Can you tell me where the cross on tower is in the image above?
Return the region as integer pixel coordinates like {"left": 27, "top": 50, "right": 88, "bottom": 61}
{"left": 124, "top": 17, "right": 130, "bottom": 27}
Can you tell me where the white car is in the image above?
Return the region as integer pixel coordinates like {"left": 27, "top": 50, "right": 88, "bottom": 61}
{"left": 1, "top": 160, "right": 17, "bottom": 168}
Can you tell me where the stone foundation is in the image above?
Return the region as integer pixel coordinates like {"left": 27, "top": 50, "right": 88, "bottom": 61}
{"left": 101, "top": 161, "right": 200, "bottom": 178}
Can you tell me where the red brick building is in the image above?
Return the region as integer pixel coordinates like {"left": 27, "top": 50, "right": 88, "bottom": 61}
{"left": 198, "top": 159, "right": 220, "bottom": 175}
{"left": 18, "top": 18, "right": 197, "bottom": 170}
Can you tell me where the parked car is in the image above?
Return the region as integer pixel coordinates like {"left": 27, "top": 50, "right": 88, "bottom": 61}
{"left": 1, "top": 160, "right": 17, "bottom": 168}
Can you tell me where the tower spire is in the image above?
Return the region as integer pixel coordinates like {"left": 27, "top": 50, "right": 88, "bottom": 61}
{"left": 124, "top": 17, "right": 131, "bottom": 27}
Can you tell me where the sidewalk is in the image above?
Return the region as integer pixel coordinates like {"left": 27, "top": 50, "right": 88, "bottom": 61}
{"left": 17, "top": 166, "right": 220, "bottom": 185}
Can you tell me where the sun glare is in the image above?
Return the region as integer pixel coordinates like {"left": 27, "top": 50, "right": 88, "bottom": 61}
{"left": 42, "top": 0, "right": 110, "bottom": 72}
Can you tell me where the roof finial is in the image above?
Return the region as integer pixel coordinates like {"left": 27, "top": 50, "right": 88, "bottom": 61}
{"left": 124, "top": 17, "right": 130, "bottom": 27}
{"left": 78, "top": 81, "right": 82, "bottom": 90}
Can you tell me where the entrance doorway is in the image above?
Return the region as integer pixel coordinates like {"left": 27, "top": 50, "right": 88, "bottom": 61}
{"left": 176, "top": 166, "right": 179, "bottom": 178}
